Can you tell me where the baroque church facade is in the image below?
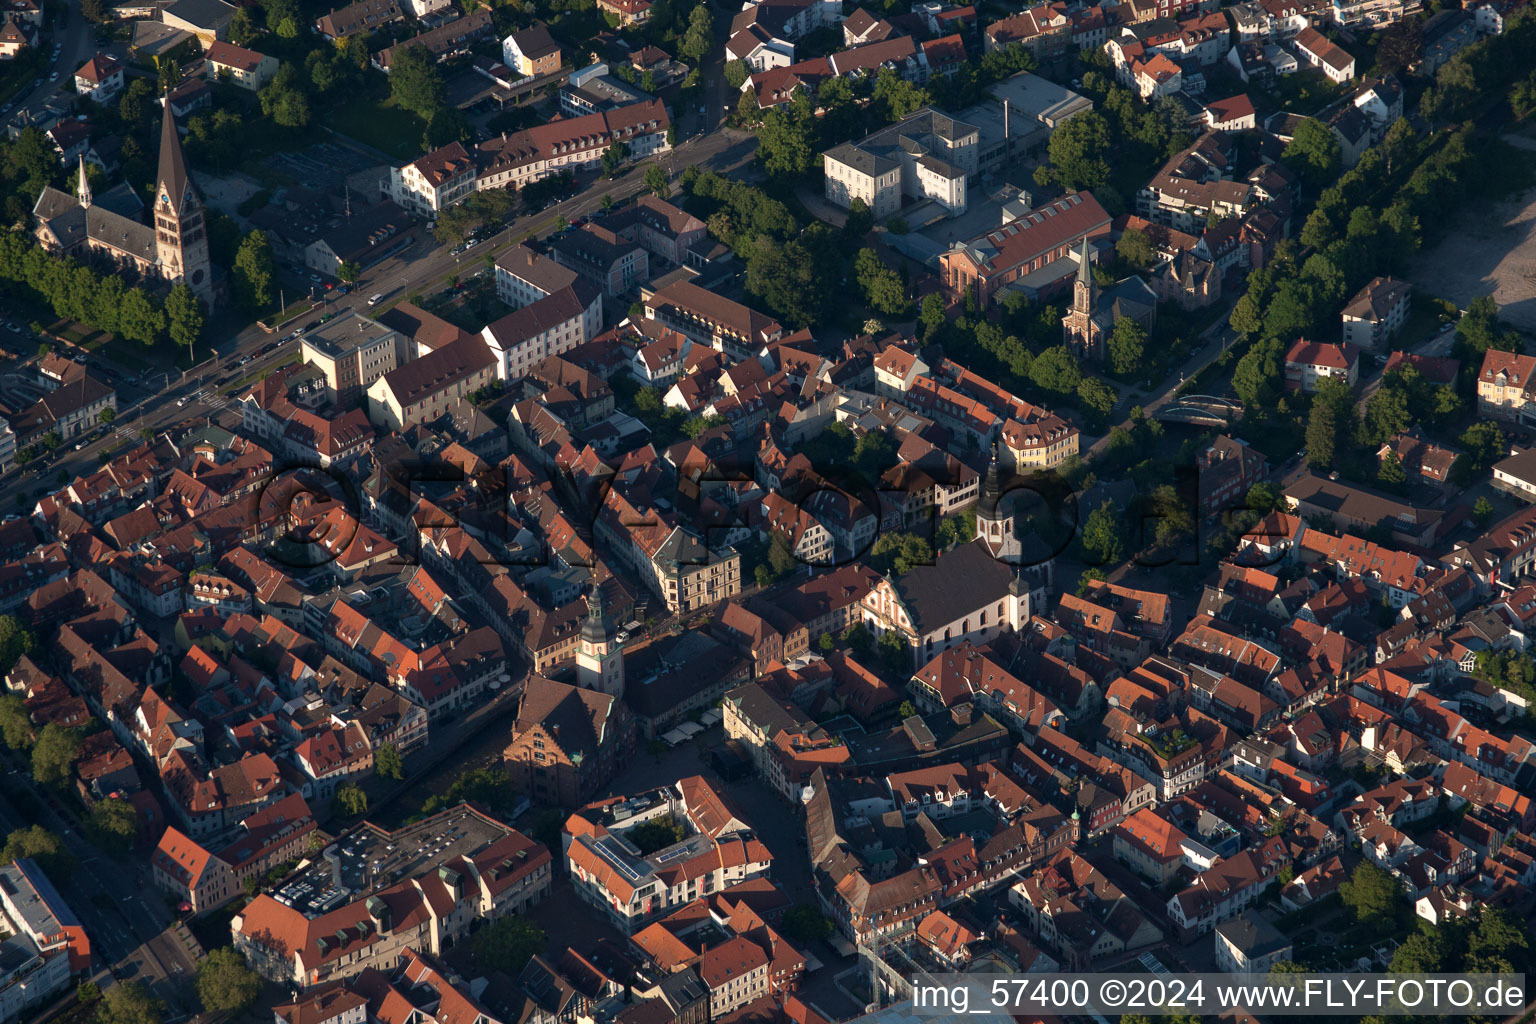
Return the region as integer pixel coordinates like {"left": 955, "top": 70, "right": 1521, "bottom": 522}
{"left": 32, "top": 102, "right": 215, "bottom": 309}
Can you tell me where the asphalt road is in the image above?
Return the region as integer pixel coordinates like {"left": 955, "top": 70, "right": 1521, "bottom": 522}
{"left": 0, "top": 755, "right": 200, "bottom": 1019}
{"left": 11, "top": 124, "right": 760, "bottom": 490}
{"left": 3, "top": 2, "right": 92, "bottom": 120}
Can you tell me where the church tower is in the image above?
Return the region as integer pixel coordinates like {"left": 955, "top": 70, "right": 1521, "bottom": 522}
{"left": 576, "top": 578, "right": 624, "bottom": 699}
{"left": 154, "top": 103, "right": 214, "bottom": 308}
{"left": 975, "top": 439, "right": 1015, "bottom": 557}
{"left": 76, "top": 156, "right": 91, "bottom": 210}
{"left": 1062, "top": 236, "right": 1100, "bottom": 360}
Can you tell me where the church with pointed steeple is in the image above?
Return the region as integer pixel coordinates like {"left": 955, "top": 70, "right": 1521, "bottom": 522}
{"left": 32, "top": 101, "right": 215, "bottom": 308}
{"left": 1061, "top": 236, "right": 1156, "bottom": 365}
{"left": 575, "top": 577, "right": 624, "bottom": 699}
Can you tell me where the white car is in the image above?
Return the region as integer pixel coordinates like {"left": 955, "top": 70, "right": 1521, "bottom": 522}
{"left": 48, "top": 72, "right": 59, "bottom": 81}
{"left": 74, "top": 441, "right": 85, "bottom": 450}
{"left": 176, "top": 397, "right": 188, "bottom": 407}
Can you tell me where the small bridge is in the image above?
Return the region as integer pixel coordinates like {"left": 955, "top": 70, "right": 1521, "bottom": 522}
{"left": 1154, "top": 394, "right": 1244, "bottom": 428}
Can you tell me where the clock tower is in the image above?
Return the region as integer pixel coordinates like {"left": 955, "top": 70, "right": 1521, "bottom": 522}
{"left": 576, "top": 578, "right": 624, "bottom": 699}
{"left": 154, "top": 102, "right": 214, "bottom": 308}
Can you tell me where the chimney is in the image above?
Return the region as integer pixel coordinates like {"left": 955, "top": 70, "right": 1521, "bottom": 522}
{"left": 951, "top": 703, "right": 972, "bottom": 726}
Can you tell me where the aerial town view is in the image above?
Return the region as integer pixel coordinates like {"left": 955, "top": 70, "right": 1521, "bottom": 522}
{"left": 0, "top": 0, "right": 1533, "bottom": 1017}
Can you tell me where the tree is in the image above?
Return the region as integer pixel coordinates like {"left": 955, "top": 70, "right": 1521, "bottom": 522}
{"left": 1474, "top": 495, "right": 1494, "bottom": 526}
{"left": 897, "top": 700, "right": 917, "bottom": 720}
{"left": 1339, "top": 860, "right": 1399, "bottom": 925}
{"left": 1030, "top": 346, "right": 1081, "bottom": 396}
{"left": 337, "top": 260, "right": 361, "bottom": 284}
{"left": 229, "top": 7, "right": 257, "bottom": 44}
{"left": 0, "top": 615, "right": 35, "bottom": 675}
{"left": 335, "top": 784, "right": 368, "bottom": 816}
{"left": 233, "top": 230, "right": 276, "bottom": 310}
{"left": 1115, "top": 227, "right": 1154, "bottom": 268}
{"left": 724, "top": 59, "right": 749, "bottom": 90}
{"left": 601, "top": 142, "right": 625, "bottom": 177}
{"left": 757, "top": 93, "right": 817, "bottom": 179}
{"left": 919, "top": 293, "right": 946, "bottom": 341}
{"left": 1460, "top": 420, "right": 1505, "bottom": 472}
{"left": 871, "top": 67, "right": 929, "bottom": 121}
{"left": 118, "top": 79, "right": 155, "bottom": 126}
{"left": 375, "top": 743, "right": 404, "bottom": 781}
{"left": 98, "top": 982, "right": 161, "bottom": 1024}
{"left": 1076, "top": 376, "right": 1117, "bottom": 420}
{"left": 1305, "top": 378, "right": 1355, "bottom": 470}
{"left": 843, "top": 196, "right": 873, "bottom": 238}
{"left": 80, "top": 0, "right": 107, "bottom": 21}
{"left": 679, "top": 5, "right": 713, "bottom": 62}
{"left": 164, "top": 284, "right": 204, "bottom": 356}
{"left": 780, "top": 905, "right": 833, "bottom": 945}
{"left": 854, "top": 248, "right": 908, "bottom": 316}
{"left": 196, "top": 949, "right": 261, "bottom": 1014}
{"left": 0, "top": 695, "right": 32, "bottom": 750}
{"left": 644, "top": 164, "right": 669, "bottom": 198}
{"left": 99, "top": 407, "right": 116, "bottom": 424}
{"left": 1283, "top": 118, "right": 1342, "bottom": 188}
{"left": 1038, "top": 110, "right": 1111, "bottom": 193}
{"left": 118, "top": 289, "right": 164, "bottom": 347}
{"left": 258, "top": 65, "right": 310, "bottom": 128}
{"left": 86, "top": 799, "right": 138, "bottom": 851}
{"left": 31, "top": 724, "right": 80, "bottom": 788}
{"left": 1389, "top": 930, "right": 1448, "bottom": 973}
{"left": 1378, "top": 450, "right": 1406, "bottom": 486}
{"left": 390, "top": 45, "right": 445, "bottom": 121}
{"left": 154, "top": 56, "right": 182, "bottom": 94}
{"left": 1, "top": 827, "right": 74, "bottom": 881}
{"left": 1106, "top": 316, "right": 1146, "bottom": 376}
{"left": 1081, "top": 501, "right": 1124, "bottom": 565}
{"left": 469, "top": 915, "right": 545, "bottom": 976}
{"left": 1375, "top": 18, "right": 1423, "bottom": 74}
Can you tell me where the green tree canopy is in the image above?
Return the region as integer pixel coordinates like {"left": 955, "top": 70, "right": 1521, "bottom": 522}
{"left": 233, "top": 230, "right": 276, "bottom": 310}
{"left": 0, "top": 615, "right": 35, "bottom": 675}
{"left": 779, "top": 905, "right": 833, "bottom": 945}
{"left": 469, "top": 915, "right": 546, "bottom": 976}
{"left": 644, "top": 164, "right": 669, "bottom": 198}
{"left": 1081, "top": 501, "right": 1124, "bottom": 566}
{"left": 1339, "top": 860, "right": 1400, "bottom": 925}
{"left": 335, "top": 783, "right": 368, "bottom": 817}
{"left": 86, "top": 799, "right": 138, "bottom": 851}
{"left": 196, "top": 949, "right": 262, "bottom": 1014}
{"left": 1037, "top": 110, "right": 1111, "bottom": 193}
{"left": 1, "top": 826, "right": 75, "bottom": 881}
{"left": 375, "top": 743, "right": 404, "bottom": 781}
{"left": 0, "top": 694, "right": 32, "bottom": 750}
{"left": 31, "top": 724, "right": 80, "bottom": 788}
{"left": 1283, "top": 118, "right": 1342, "bottom": 188}
{"left": 98, "top": 982, "right": 161, "bottom": 1024}
{"left": 1106, "top": 316, "right": 1146, "bottom": 376}
{"left": 390, "top": 45, "right": 446, "bottom": 121}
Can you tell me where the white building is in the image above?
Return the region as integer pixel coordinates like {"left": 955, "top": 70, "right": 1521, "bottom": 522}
{"left": 1341, "top": 276, "right": 1411, "bottom": 351}
{"left": 822, "top": 107, "right": 977, "bottom": 219}
{"left": 0, "top": 860, "right": 86, "bottom": 1023}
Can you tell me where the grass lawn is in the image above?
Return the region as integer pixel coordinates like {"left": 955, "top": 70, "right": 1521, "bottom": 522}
{"left": 321, "top": 91, "right": 428, "bottom": 161}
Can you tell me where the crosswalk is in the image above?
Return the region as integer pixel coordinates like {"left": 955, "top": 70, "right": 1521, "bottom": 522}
{"left": 112, "top": 386, "right": 230, "bottom": 440}
{"left": 190, "top": 386, "right": 230, "bottom": 410}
